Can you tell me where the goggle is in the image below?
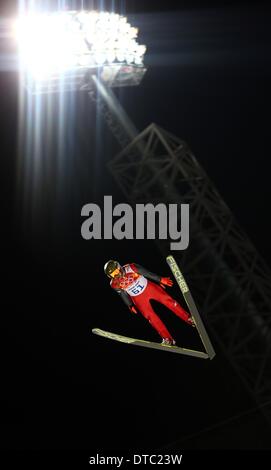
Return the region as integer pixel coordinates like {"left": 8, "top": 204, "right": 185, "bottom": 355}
{"left": 110, "top": 267, "right": 121, "bottom": 278}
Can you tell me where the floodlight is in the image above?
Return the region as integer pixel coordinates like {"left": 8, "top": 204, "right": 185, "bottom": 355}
{"left": 15, "top": 10, "right": 147, "bottom": 93}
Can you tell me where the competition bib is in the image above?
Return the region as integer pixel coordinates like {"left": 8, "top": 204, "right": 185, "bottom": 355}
{"left": 125, "top": 275, "right": 148, "bottom": 297}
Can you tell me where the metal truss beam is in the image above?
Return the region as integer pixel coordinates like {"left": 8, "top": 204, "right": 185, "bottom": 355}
{"left": 87, "top": 75, "right": 139, "bottom": 149}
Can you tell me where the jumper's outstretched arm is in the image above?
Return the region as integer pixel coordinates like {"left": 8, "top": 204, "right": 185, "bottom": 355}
{"left": 132, "top": 263, "right": 162, "bottom": 283}
{"left": 115, "top": 289, "right": 133, "bottom": 308}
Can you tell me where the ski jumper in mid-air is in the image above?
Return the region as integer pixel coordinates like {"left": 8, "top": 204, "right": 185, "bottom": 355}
{"left": 104, "top": 260, "right": 195, "bottom": 345}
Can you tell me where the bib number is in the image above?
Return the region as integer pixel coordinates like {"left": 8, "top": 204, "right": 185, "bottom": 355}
{"left": 127, "top": 276, "right": 147, "bottom": 296}
{"left": 130, "top": 283, "right": 145, "bottom": 295}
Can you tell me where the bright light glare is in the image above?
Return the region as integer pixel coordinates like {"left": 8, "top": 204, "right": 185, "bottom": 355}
{"left": 15, "top": 10, "right": 147, "bottom": 80}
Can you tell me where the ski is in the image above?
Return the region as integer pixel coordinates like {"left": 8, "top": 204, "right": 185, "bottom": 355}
{"left": 166, "top": 255, "right": 216, "bottom": 360}
{"left": 92, "top": 328, "right": 209, "bottom": 358}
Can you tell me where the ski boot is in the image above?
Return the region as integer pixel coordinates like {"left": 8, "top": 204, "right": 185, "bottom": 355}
{"left": 187, "top": 316, "right": 196, "bottom": 327}
{"left": 161, "top": 338, "right": 176, "bottom": 346}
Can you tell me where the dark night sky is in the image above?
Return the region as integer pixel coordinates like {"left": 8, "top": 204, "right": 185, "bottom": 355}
{"left": 1, "top": 0, "right": 271, "bottom": 455}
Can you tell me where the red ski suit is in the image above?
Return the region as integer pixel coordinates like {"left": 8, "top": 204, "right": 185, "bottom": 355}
{"left": 111, "top": 263, "right": 191, "bottom": 340}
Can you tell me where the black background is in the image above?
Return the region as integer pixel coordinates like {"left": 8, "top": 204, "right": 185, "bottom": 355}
{"left": 1, "top": 0, "right": 271, "bottom": 454}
